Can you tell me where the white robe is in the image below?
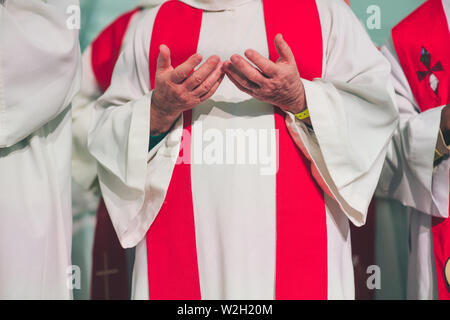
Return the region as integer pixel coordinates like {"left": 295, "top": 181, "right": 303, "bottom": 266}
{"left": 0, "top": 0, "right": 81, "bottom": 299}
{"left": 73, "top": 0, "right": 166, "bottom": 190}
{"left": 71, "top": 0, "right": 166, "bottom": 300}
{"left": 377, "top": 0, "right": 450, "bottom": 300}
{"left": 88, "top": 0, "right": 398, "bottom": 300}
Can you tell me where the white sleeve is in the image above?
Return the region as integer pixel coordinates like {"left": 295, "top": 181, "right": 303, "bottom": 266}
{"left": 0, "top": 0, "right": 81, "bottom": 148}
{"left": 286, "top": 0, "right": 399, "bottom": 226}
{"left": 376, "top": 37, "right": 450, "bottom": 219}
{"left": 73, "top": 11, "right": 143, "bottom": 191}
{"left": 88, "top": 10, "right": 157, "bottom": 248}
{"left": 72, "top": 46, "right": 103, "bottom": 190}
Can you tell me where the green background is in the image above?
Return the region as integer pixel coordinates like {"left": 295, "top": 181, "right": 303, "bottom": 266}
{"left": 79, "top": 0, "right": 138, "bottom": 50}
{"left": 351, "top": 0, "right": 426, "bottom": 46}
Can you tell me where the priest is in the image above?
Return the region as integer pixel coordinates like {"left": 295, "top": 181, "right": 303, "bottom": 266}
{"left": 88, "top": 0, "right": 398, "bottom": 299}
{"left": 377, "top": 0, "right": 450, "bottom": 300}
{"left": 0, "top": 0, "right": 81, "bottom": 299}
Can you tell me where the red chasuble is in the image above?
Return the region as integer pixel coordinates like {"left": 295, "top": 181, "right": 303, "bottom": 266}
{"left": 392, "top": 0, "right": 450, "bottom": 300}
{"left": 145, "top": 0, "right": 327, "bottom": 300}
{"left": 91, "top": 8, "right": 141, "bottom": 91}
{"left": 90, "top": 8, "right": 141, "bottom": 300}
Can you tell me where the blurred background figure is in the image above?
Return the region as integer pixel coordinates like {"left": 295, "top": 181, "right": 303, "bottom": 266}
{"left": 73, "top": 0, "right": 165, "bottom": 300}
{"left": 345, "top": 0, "right": 427, "bottom": 301}
{"left": 377, "top": 0, "right": 450, "bottom": 300}
{"left": 72, "top": 1, "right": 137, "bottom": 301}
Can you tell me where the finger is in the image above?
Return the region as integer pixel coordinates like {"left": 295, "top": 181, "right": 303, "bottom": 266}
{"left": 274, "top": 34, "right": 295, "bottom": 63}
{"left": 225, "top": 70, "right": 254, "bottom": 97}
{"left": 170, "top": 53, "right": 203, "bottom": 84}
{"left": 244, "top": 49, "right": 278, "bottom": 77}
{"left": 229, "top": 55, "right": 267, "bottom": 85}
{"left": 224, "top": 61, "right": 260, "bottom": 91}
{"left": 192, "top": 61, "right": 224, "bottom": 97}
{"left": 157, "top": 44, "right": 172, "bottom": 70}
{"left": 200, "top": 73, "right": 226, "bottom": 101}
{"left": 184, "top": 55, "right": 221, "bottom": 91}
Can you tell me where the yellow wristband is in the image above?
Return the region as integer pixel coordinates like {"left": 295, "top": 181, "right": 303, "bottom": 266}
{"left": 294, "top": 108, "right": 310, "bottom": 120}
{"left": 435, "top": 148, "right": 444, "bottom": 162}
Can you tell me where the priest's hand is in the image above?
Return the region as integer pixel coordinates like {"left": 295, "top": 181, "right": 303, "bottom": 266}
{"left": 224, "top": 34, "right": 307, "bottom": 118}
{"left": 150, "top": 45, "right": 225, "bottom": 135}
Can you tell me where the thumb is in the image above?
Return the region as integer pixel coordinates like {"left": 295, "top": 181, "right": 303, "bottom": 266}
{"left": 274, "top": 34, "right": 294, "bottom": 63}
{"left": 157, "top": 44, "right": 172, "bottom": 70}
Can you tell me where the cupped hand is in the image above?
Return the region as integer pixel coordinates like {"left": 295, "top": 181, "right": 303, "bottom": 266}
{"left": 151, "top": 45, "right": 225, "bottom": 135}
{"left": 223, "top": 34, "right": 307, "bottom": 115}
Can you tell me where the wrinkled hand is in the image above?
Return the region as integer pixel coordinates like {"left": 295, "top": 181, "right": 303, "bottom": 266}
{"left": 151, "top": 45, "right": 225, "bottom": 135}
{"left": 224, "top": 34, "right": 306, "bottom": 115}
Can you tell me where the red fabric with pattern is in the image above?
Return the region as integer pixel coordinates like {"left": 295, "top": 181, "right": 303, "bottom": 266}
{"left": 91, "top": 199, "right": 129, "bottom": 299}
{"left": 393, "top": 0, "right": 450, "bottom": 300}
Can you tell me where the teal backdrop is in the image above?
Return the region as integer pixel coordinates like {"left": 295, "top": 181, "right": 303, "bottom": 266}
{"left": 351, "top": 0, "right": 426, "bottom": 46}
{"left": 78, "top": 0, "right": 428, "bottom": 51}
{"left": 80, "top": 0, "right": 138, "bottom": 51}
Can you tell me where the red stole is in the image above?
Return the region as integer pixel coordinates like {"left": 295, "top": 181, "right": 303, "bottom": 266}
{"left": 90, "top": 8, "right": 141, "bottom": 299}
{"left": 146, "top": 0, "right": 327, "bottom": 300}
{"left": 91, "top": 8, "right": 141, "bottom": 92}
{"left": 392, "top": 0, "right": 450, "bottom": 300}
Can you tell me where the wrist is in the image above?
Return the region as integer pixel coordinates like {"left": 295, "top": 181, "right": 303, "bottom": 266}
{"left": 150, "top": 97, "right": 180, "bottom": 135}
{"left": 292, "top": 95, "right": 311, "bottom": 126}
{"left": 289, "top": 96, "right": 307, "bottom": 114}
{"left": 285, "top": 84, "right": 307, "bottom": 114}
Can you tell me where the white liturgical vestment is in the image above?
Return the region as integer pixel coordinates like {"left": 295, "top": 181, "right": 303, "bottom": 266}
{"left": 0, "top": 0, "right": 81, "bottom": 299}
{"left": 88, "top": 0, "right": 398, "bottom": 300}
{"left": 73, "top": 0, "right": 166, "bottom": 190}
